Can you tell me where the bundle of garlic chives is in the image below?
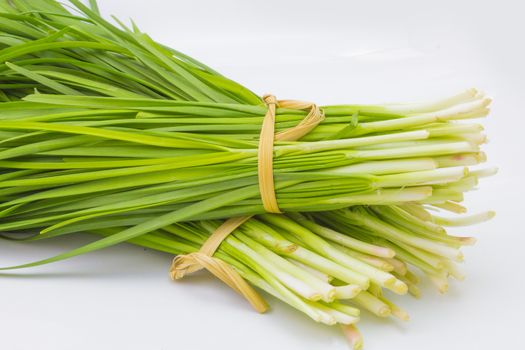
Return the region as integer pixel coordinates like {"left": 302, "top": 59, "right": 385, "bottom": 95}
{"left": 47, "top": 202, "right": 490, "bottom": 326}
{"left": 0, "top": 94, "right": 489, "bottom": 257}
{"left": 0, "top": 89, "right": 491, "bottom": 237}
{"left": 0, "top": 0, "right": 495, "bottom": 348}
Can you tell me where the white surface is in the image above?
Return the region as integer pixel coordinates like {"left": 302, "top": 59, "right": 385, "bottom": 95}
{"left": 1, "top": 0, "right": 524, "bottom": 349}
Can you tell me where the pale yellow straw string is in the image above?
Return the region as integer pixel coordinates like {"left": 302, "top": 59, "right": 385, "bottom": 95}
{"left": 259, "top": 95, "right": 325, "bottom": 212}
{"left": 258, "top": 94, "right": 281, "bottom": 213}
{"left": 170, "top": 95, "right": 324, "bottom": 312}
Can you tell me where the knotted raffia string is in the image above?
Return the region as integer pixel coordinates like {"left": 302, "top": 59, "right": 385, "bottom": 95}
{"left": 170, "top": 95, "right": 324, "bottom": 313}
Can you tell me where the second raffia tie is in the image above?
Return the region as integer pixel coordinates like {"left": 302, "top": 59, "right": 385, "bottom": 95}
{"left": 170, "top": 95, "right": 325, "bottom": 312}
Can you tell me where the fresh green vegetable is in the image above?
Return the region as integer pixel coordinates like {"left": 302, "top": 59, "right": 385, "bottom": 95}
{"left": 0, "top": 1, "right": 495, "bottom": 348}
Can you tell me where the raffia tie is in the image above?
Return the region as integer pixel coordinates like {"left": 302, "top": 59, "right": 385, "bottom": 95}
{"left": 170, "top": 95, "right": 324, "bottom": 313}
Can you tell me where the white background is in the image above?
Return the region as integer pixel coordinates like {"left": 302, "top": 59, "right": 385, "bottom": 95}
{"left": 1, "top": 0, "right": 524, "bottom": 349}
